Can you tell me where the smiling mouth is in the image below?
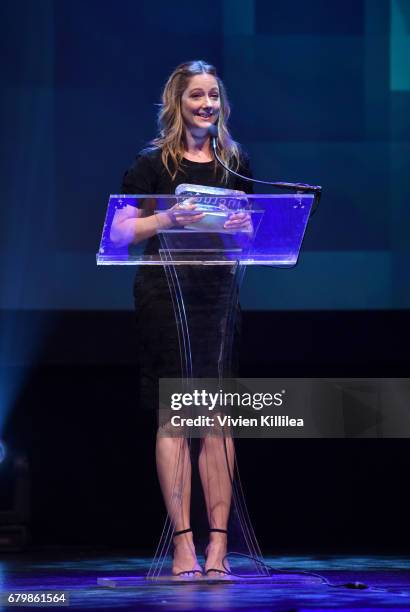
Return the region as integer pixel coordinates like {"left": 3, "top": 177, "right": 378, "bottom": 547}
{"left": 196, "top": 112, "right": 213, "bottom": 118}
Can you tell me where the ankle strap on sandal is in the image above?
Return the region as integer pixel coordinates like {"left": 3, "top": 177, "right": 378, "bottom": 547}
{"left": 174, "top": 527, "right": 192, "bottom": 537}
{"left": 209, "top": 528, "right": 228, "bottom": 534}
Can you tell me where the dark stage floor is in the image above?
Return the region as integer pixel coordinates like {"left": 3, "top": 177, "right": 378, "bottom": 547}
{"left": 1, "top": 550, "right": 410, "bottom": 611}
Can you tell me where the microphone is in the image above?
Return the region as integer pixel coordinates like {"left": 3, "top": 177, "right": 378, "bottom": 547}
{"left": 207, "top": 124, "right": 322, "bottom": 207}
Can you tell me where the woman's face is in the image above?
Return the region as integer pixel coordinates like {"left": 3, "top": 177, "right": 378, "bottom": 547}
{"left": 180, "top": 73, "right": 220, "bottom": 133}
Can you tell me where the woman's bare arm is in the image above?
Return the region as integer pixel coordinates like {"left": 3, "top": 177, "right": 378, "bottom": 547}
{"left": 109, "top": 205, "right": 174, "bottom": 247}
{"left": 110, "top": 203, "right": 205, "bottom": 247}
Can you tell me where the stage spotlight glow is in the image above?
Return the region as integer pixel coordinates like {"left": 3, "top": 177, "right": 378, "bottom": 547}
{"left": 0, "top": 440, "right": 6, "bottom": 464}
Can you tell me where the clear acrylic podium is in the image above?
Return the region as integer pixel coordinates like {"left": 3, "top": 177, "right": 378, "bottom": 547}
{"left": 96, "top": 189, "right": 317, "bottom": 585}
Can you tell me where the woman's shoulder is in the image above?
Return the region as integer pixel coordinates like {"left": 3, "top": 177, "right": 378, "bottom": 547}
{"left": 237, "top": 145, "right": 251, "bottom": 170}
{"left": 135, "top": 146, "right": 163, "bottom": 166}
{"left": 230, "top": 144, "right": 253, "bottom": 193}
{"left": 122, "top": 146, "right": 163, "bottom": 194}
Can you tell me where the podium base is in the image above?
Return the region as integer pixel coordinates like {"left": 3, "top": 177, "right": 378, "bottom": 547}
{"left": 97, "top": 573, "right": 323, "bottom": 587}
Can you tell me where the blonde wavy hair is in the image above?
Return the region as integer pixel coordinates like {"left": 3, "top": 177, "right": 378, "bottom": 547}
{"left": 151, "top": 60, "right": 241, "bottom": 183}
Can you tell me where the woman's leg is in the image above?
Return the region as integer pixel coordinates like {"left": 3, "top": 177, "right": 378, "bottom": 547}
{"left": 156, "top": 433, "right": 201, "bottom": 575}
{"left": 198, "top": 434, "right": 235, "bottom": 574}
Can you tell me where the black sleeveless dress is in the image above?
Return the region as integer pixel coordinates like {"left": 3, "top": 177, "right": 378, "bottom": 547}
{"left": 121, "top": 147, "right": 253, "bottom": 410}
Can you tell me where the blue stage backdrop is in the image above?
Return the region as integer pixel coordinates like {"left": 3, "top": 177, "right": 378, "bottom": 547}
{"left": 1, "top": 0, "right": 409, "bottom": 311}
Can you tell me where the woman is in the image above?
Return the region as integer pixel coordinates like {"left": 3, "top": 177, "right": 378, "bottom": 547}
{"left": 112, "top": 60, "right": 253, "bottom": 577}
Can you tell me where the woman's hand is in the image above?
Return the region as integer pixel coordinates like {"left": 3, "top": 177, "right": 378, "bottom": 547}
{"left": 224, "top": 211, "right": 252, "bottom": 231}
{"left": 163, "top": 200, "right": 206, "bottom": 227}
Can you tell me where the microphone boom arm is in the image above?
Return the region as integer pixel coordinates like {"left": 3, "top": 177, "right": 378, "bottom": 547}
{"left": 211, "top": 137, "right": 322, "bottom": 214}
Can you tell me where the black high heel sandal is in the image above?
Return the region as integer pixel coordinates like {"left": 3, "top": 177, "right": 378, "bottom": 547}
{"left": 173, "top": 528, "right": 203, "bottom": 577}
{"left": 204, "top": 528, "right": 231, "bottom": 577}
